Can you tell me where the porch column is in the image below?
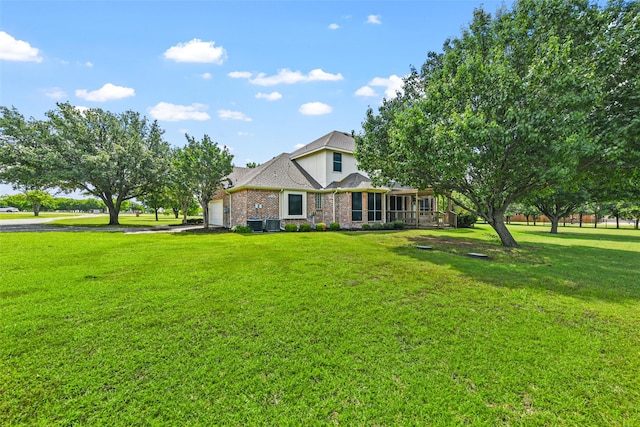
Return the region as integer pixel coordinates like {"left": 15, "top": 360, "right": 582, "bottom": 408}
{"left": 415, "top": 191, "right": 419, "bottom": 227}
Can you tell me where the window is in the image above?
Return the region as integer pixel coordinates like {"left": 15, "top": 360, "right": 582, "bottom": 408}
{"left": 333, "top": 152, "right": 342, "bottom": 172}
{"left": 315, "top": 193, "right": 322, "bottom": 210}
{"left": 352, "top": 192, "right": 362, "bottom": 221}
{"left": 368, "top": 193, "right": 382, "bottom": 221}
{"left": 288, "top": 194, "right": 303, "bottom": 216}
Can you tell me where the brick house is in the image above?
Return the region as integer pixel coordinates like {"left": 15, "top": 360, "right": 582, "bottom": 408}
{"left": 209, "top": 131, "right": 456, "bottom": 230}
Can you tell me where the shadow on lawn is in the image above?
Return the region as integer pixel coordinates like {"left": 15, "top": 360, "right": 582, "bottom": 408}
{"left": 394, "top": 234, "right": 640, "bottom": 303}
{"left": 525, "top": 229, "right": 640, "bottom": 244}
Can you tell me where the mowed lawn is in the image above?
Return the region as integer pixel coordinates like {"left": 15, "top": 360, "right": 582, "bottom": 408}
{"left": 1, "top": 225, "right": 639, "bottom": 425}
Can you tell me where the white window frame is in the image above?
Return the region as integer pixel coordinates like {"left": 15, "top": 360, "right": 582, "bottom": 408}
{"left": 315, "top": 193, "right": 322, "bottom": 210}
{"left": 284, "top": 191, "right": 307, "bottom": 219}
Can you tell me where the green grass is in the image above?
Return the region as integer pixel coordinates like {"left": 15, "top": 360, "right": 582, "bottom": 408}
{"left": 48, "top": 213, "right": 191, "bottom": 227}
{"left": 1, "top": 225, "right": 639, "bottom": 425}
{"left": 0, "top": 212, "right": 86, "bottom": 221}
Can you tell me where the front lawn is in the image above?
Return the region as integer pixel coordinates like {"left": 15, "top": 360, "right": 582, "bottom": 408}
{"left": 48, "top": 213, "right": 194, "bottom": 227}
{"left": 1, "top": 225, "right": 638, "bottom": 425}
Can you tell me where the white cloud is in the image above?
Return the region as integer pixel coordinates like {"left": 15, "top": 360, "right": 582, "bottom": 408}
{"left": 294, "top": 143, "right": 305, "bottom": 149}
{"left": 355, "top": 86, "right": 377, "bottom": 97}
{"left": 367, "top": 15, "right": 382, "bottom": 25}
{"left": 328, "top": 23, "right": 340, "bottom": 30}
{"left": 148, "top": 102, "right": 210, "bottom": 121}
{"left": 299, "top": 102, "right": 332, "bottom": 116}
{"left": 238, "top": 131, "right": 253, "bottom": 137}
{"left": 255, "top": 91, "right": 282, "bottom": 101}
{"left": 218, "top": 109, "right": 252, "bottom": 122}
{"left": 163, "top": 38, "right": 226, "bottom": 64}
{"left": 369, "top": 75, "right": 404, "bottom": 98}
{"left": 228, "top": 71, "right": 253, "bottom": 79}
{"left": 75, "top": 83, "right": 135, "bottom": 102}
{"left": 85, "top": 61, "right": 93, "bottom": 68}
{"left": 231, "top": 68, "right": 343, "bottom": 86}
{"left": 201, "top": 72, "right": 212, "bottom": 79}
{"left": 43, "top": 87, "right": 67, "bottom": 99}
{"left": 0, "top": 31, "right": 43, "bottom": 62}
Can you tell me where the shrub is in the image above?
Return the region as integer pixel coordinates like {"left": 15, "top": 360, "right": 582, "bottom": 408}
{"left": 299, "top": 223, "right": 312, "bottom": 232}
{"left": 230, "top": 225, "right": 252, "bottom": 233}
{"left": 393, "top": 220, "right": 404, "bottom": 229}
{"left": 315, "top": 222, "right": 326, "bottom": 231}
{"left": 329, "top": 222, "right": 340, "bottom": 231}
{"left": 284, "top": 223, "right": 298, "bottom": 232}
{"left": 186, "top": 218, "right": 204, "bottom": 224}
{"left": 361, "top": 223, "right": 371, "bottom": 230}
{"left": 384, "top": 222, "right": 395, "bottom": 230}
{"left": 456, "top": 211, "right": 478, "bottom": 228}
{"left": 372, "top": 222, "right": 384, "bottom": 230}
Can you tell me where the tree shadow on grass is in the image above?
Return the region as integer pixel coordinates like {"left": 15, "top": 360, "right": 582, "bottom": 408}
{"left": 394, "top": 234, "right": 640, "bottom": 303}
{"left": 524, "top": 229, "right": 640, "bottom": 244}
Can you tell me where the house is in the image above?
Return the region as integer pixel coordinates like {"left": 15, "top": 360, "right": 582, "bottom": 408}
{"left": 209, "top": 131, "right": 457, "bottom": 230}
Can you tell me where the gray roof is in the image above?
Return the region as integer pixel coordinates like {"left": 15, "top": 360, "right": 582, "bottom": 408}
{"left": 228, "top": 153, "right": 322, "bottom": 191}
{"left": 326, "top": 172, "right": 388, "bottom": 191}
{"left": 290, "top": 130, "right": 355, "bottom": 160}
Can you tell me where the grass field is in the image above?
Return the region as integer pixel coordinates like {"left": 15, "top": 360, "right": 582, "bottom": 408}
{"left": 1, "top": 225, "right": 639, "bottom": 425}
{"left": 0, "top": 212, "right": 87, "bottom": 221}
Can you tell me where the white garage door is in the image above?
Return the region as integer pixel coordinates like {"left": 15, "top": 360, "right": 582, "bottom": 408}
{"left": 209, "top": 200, "right": 224, "bottom": 226}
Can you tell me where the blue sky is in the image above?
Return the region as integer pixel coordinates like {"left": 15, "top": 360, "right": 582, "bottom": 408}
{"left": 1, "top": 0, "right": 507, "bottom": 195}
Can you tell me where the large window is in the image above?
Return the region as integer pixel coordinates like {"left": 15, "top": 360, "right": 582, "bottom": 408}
{"left": 368, "top": 192, "right": 382, "bottom": 221}
{"left": 333, "top": 152, "right": 342, "bottom": 172}
{"left": 352, "top": 192, "right": 362, "bottom": 221}
{"left": 288, "top": 194, "right": 303, "bottom": 216}
{"left": 315, "top": 193, "right": 322, "bottom": 210}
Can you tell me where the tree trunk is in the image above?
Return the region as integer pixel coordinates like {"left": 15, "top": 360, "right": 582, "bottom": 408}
{"left": 155, "top": 208, "right": 159, "bottom": 221}
{"left": 172, "top": 208, "right": 179, "bottom": 219}
{"left": 489, "top": 213, "right": 518, "bottom": 247}
{"left": 635, "top": 219, "right": 639, "bottom": 230}
{"left": 201, "top": 202, "right": 209, "bottom": 228}
{"left": 32, "top": 203, "right": 41, "bottom": 217}
{"left": 615, "top": 215, "right": 620, "bottom": 229}
{"left": 579, "top": 213, "right": 583, "bottom": 228}
{"left": 550, "top": 216, "right": 560, "bottom": 234}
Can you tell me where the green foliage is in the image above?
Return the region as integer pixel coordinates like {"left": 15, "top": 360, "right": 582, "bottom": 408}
{"left": 456, "top": 210, "right": 478, "bottom": 228}
{"left": 284, "top": 223, "right": 298, "bottom": 232}
{"left": 177, "top": 134, "right": 234, "bottom": 229}
{"left": 329, "top": 222, "right": 340, "bottom": 231}
{"left": 231, "top": 225, "right": 252, "bottom": 233}
{"left": 315, "top": 222, "right": 326, "bottom": 231}
{"left": 392, "top": 220, "right": 405, "bottom": 229}
{"left": 372, "top": 222, "right": 384, "bottom": 230}
{"left": 299, "top": 223, "right": 312, "bottom": 232}
{"left": 355, "top": 0, "right": 609, "bottom": 247}
{"left": 361, "top": 223, "right": 371, "bottom": 230}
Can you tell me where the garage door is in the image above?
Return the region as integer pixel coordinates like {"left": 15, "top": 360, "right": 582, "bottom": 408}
{"left": 209, "top": 200, "right": 224, "bottom": 226}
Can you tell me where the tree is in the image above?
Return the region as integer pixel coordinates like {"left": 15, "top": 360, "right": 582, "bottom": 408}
{"left": 356, "top": 0, "right": 601, "bottom": 247}
{"left": 168, "top": 147, "right": 197, "bottom": 224}
{"left": 45, "top": 103, "right": 171, "bottom": 225}
{"left": 528, "top": 183, "right": 591, "bottom": 234}
{"left": 178, "top": 134, "right": 233, "bottom": 228}
{"left": 0, "top": 106, "right": 57, "bottom": 215}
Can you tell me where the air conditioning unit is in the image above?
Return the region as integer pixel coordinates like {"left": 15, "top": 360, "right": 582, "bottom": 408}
{"left": 247, "top": 218, "right": 263, "bottom": 232}
{"left": 265, "top": 218, "right": 280, "bottom": 232}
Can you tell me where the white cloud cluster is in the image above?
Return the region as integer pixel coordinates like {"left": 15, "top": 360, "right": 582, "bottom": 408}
{"left": 355, "top": 75, "right": 403, "bottom": 99}
{"left": 229, "top": 68, "right": 343, "bottom": 86}
{"left": 218, "top": 110, "right": 252, "bottom": 122}
{"left": 201, "top": 72, "right": 212, "bottom": 79}
{"left": 163, "top": 38, "right": 226, "bottom": 64}
{"left": 149, "top": 102, "right": 210, "bottom": 121}
{"left": 299, "top": 102, "right": 332, "bottom": 116}
{"left": 367, "top": 15, "right": 382, "bottom": 25}
{"left": 44, "top": 87, "right": 67, "bottom": 100}
{"left": 0, "top": 31, "right": 42, "bottom": 62}
{"left": 328, "top": 23, "right": 340, "bottom": 30}
{"left": 255, "top": 92, "right": 282, "bottom": 101}
{"left": 75, "top": 83, "right": 135, "bottom": 102}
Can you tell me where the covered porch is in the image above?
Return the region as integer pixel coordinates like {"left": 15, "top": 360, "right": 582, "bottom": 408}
{"left": 385, "top": 189, "right": 457, "bottom": 228}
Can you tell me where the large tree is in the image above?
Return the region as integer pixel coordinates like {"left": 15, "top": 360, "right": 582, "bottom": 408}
{"left": 356, "top": 0, "right": 603, "bottom": 247}
{"left": 46, "top": 103, "right": 171, "bottom": 225}
{"left": 175, "top": 134, "right": 233, "bottom": 228}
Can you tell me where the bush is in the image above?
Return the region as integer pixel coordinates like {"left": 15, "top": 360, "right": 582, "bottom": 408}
{"left": 372, "top": 222, "right": 384, "bottom": 230}
{"left": 230, "top": 225, "right": 252, "bottom": 233}
{"left": 384, "top": 222, "right": 395, "bottom": 230}
{"left": 456, "top": 211, "right": 478, "bottom": 228}
{"left": 393, "top": 220, "right": 404, "bottom": 229}
{"left": 284, "top": 223, "right": 298, "bottom": 232}
{"left": 329, "top": 222, "right": 340, "bottom": 231}
{"left": 299, "top": 223, "right": 312, "bottom": 232}
{"left": 185, "top": 218, "right": 204, "bottom": 224}
{"left": 315, "top": 222, "right": 326, "bottom": 231}
{"left": 361, "top": 223, "right": 371, "bottom": 230}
